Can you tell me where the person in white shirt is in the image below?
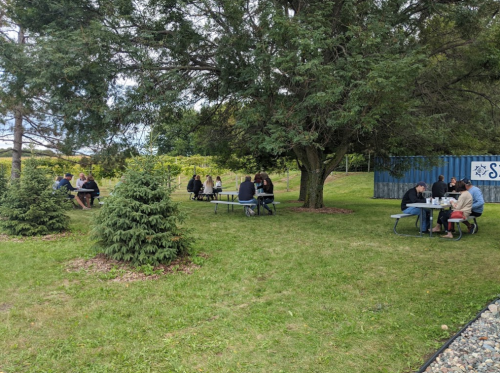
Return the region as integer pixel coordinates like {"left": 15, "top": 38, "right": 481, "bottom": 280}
{"left": 76, "top": 173, "right": 86, "bottom": 189}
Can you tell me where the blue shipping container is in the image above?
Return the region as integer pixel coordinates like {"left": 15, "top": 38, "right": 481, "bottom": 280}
{"left": 374, "top": 155, "right": 500, "bottom": 202}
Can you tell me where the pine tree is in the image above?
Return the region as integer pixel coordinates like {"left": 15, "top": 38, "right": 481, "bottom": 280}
{"left": 0, "top": 158, "right": 69, "bottom": 235}
{"left": 91, "top": 156, "right": 191, "bottom": 265}
{"left": 0, "top": 166, "right": 8, "bottom": 203}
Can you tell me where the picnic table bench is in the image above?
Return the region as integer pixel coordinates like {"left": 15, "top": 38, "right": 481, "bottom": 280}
{"left": 391, "top": 212, "right": 479, "bottom": 241}
{"left": 210, "top": 200, "right": 280, "bottom": 216}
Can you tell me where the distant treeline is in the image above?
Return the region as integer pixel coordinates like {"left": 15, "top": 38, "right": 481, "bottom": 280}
{"left": 0, "top": 148, "right": 58, "bottom": 158}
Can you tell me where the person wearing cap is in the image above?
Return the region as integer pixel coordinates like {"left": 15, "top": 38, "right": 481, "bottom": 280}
{"left": 57, "top": 173, "right": 90, "bottom": 210}
{"left": 432, "top": 175, "right": 447, "bottom": 198}
{"left": 461, "top": 178, "right": 484, "bottom": 234}
{"left": 401, "top": 181, "right": 430, "bottom": 233}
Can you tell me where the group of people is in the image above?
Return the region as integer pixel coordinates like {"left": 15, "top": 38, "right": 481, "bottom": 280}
{"left": 238, "top": 172, "right": 274, "bottom": 216}
{"left": 187, "top": 175, "right": 222, "bottom": 201}
{"left": 54, "top": 172, "right": 100, "bottom": 210}
{"left": 401, "top": 175, "right": 484, "bottom": 238}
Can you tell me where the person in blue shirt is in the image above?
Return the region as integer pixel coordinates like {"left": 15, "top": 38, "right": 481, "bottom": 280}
{"left": 461, "top": 178, "right": 484, "bottom": 234}
{"left": 57, "top": 173, "right": 90, "bottom": 210}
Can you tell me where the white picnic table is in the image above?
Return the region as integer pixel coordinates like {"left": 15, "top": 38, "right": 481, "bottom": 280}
{"left": 406, "top": 202, "right": 451, "bottom": 237}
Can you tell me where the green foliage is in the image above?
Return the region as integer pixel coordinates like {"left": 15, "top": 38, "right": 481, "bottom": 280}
{"left": 0, "top": 165, "right": 8, "bottom": 202}
{"left": 91, "top": 156, "right": 191, "bottom": 265}
{"left": 0, "top": 158, "right": 69, "bottom": 236}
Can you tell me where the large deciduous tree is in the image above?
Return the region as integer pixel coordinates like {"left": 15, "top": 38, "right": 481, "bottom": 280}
{"left": 9, "top": 0, "right": 500, "bottom": 207}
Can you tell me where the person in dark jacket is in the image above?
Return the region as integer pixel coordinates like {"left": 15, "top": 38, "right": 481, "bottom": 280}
{"left": 192, "top": 175, "right": 203, "bottom": 200}
{"left": 187, "top": 175, "right": 196, "bottom": 192}
{"left": 82, "top": 175, "right": 100, "bottom": 207}
{"left": 260, "top": 175, "right": 274, "bottom": 215}
{"left": 57, "top": 173, "right": 90, "bottom": 209}
{"left": 401, "top": 181, "right": 430, "bottom": 233}
{"left": 238, "top": 175, "right": 257, "bottom": 215}
{"left": 431, "top": 175, "right": 447, "bottom": 198}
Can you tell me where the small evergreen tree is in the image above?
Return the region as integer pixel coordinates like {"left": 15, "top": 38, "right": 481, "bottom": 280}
{"left": 0, "top": 158, "right": 69, "bottom": 235}
{"left": 0, "top": 166, "right": 8, "bottom": 203}
{"left": 92, "top": 156, "right": 191, "bottom": 265}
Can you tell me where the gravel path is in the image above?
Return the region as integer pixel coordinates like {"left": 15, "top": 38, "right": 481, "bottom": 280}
{"left": 422, "top": 300, "right": 500, "bottom": 373}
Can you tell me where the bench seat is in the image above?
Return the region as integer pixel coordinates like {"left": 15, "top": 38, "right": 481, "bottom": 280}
{"left": 210, "top": 200, "right": 280, "bottom": 216}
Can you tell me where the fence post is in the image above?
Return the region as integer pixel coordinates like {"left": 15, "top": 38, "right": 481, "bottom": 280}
{"left": 345, "top": 155, "right": 348, "bottom": 175}
{"left": 286, "top": 167, "right": 289, "bottom": 192}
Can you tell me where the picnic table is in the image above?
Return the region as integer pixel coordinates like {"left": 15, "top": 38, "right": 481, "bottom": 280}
{"left": 211, "top": 191, "right": 279, "bottom": 216}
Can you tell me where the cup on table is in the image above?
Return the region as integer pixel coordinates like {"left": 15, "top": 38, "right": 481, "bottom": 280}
{"left": 426, "top": 197, "right": 431, "bottom": 204}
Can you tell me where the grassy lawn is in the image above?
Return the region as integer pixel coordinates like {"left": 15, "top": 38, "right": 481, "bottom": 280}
{"left": 1, "top": 172, "right": 499, "bottom": 373}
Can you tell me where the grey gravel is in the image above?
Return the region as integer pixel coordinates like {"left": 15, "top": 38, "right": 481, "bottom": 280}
{"left": 424, "top": 300, "right": 500, "bottom": 373}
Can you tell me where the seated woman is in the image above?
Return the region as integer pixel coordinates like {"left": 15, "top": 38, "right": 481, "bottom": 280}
{"left": 260, "top": 173, "right": 274, "bottom": 215}
{"left": 214, "top": 176, "right": 222, "bottom": 199}
{"left": 192, "top": 175, "right": 203, "bottom": 200}
{"left": 432, "top": 181, "right": 472, "bottom": 238}
{"left": 82, "top": 175, "right": 100, "bottom": 207}
{"left": 202, "top": 175, "right": 215, "bottom": 200}
{"left": 253, "top": 173, "right": 263, "bottom": 194}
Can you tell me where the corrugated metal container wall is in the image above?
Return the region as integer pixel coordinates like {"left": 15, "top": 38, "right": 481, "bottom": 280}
{"left": 374, "top": 156, "right": 500, "bottom": 202}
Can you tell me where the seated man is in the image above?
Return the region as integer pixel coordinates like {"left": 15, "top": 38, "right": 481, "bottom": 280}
{"left": 401, "top": 181, "right": 430, "bottom": 233}
{"left": 238, "top": 175, "right": 257, "bottom": 215}
{"left": 461, "top": 178, "right": 484, "bottom": 234}
{"left": 57, "top": 173, "right": 90, "bottom": 210}
{"left": 431, "top": 175, "right": 447, "bottom": 198}
{"left": 187, "top": 175, "right": 196, "bottom": 193}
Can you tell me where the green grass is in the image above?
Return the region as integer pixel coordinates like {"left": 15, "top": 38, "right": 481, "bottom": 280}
{"left": 1, "top": 172, "right": 499, "bottom": 373}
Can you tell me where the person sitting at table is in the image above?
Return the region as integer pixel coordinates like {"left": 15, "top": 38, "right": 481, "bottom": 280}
{"left": 238, "top": 175, "right": 257, "bottom": 215}
{"left": 260, "top": 177, "right": 274, "bottom": 215}
{"left": 434, "top": 181, "right": 472, "bottom": 239}
{"left": 203, "top": 175, "right": 215, "bottom": 200}
{"left": 461, "top": 178, "right": 484, "bottom": 234}
{"left": 253, "top": 173, "right": 263, "bottom": 193}
{"left": 57, "top": 173, "right": 90, "bottom": 210}
{"left": 448, "top": 177, "right": 457, "bottom": 193}
{"left": 192, "top": 175, "right": 203, "bottom": 200}
{"left": 76, "top": 173, "right": 87, "bottom": 189}
{"left": 82, "top": 175, "right": 100, "bottom": 207}
{"left": 187, "top": 175, "right": 196, "bottom": 193}
{"left": 214, "top": 176, "right": 222, "bottom": 199}
{"left": 401, "top": 181, "right": 430, "bottom": 233}
{"left": 52, "top": 176, "right": 63, "bottom": 190}
{"left": 432, "top": 175, "right": 447, "bottom": 198}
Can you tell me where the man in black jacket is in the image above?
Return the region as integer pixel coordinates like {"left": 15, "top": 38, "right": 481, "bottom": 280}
{"left": 431, "top": 175, "right": 447, "bottom": 198}
{"left": 401, "top": 181, "right": 430, "bottom": 233}
{"left": 238, "top": 176, "right": 257, "bottom": 215}
{"left": 187, "top": 175, "right": 196, "bottom": 193}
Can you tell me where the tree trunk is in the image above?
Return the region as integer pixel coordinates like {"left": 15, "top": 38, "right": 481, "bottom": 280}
{"left": 11, "top": 27, "right": 25, "bottom": 180}
{"left": 293, "top": 143, "right": 350, "bottom": 209}
{"left": 11, "top": 106, "right": 23, "bottom": 179}
{"left": 298, "top": 162, "right": 308, "bottom": 201}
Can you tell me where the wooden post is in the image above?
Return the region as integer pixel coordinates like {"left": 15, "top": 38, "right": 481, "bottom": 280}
{"left": 368, "top": 152, "right": 371, "bottom": 173}
{"left": 345, "top": 155, "right": 348, "bottom": 175}
{"left": 286, "top": 167, "right": 289, "bottom": 192}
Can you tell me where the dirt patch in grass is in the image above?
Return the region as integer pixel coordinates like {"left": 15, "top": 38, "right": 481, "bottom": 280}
{"left": 290, "top": 207, "right": 354, "bottom": 214}
{"left": 0, "top": 303, "right": 13, "bottom": 312}
{"left": 0, "top": 232, "right": 72, "bottom": 242}
{"left": 66, "top": 253, "right": 205, "bottom": 282}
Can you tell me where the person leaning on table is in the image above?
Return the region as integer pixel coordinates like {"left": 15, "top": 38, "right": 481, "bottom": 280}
{"left": 400, "top": 181, "right": 430, "bottom": 233}
{"left": 238, "top": 175, "right": 258, "bottom": 216}
{"left": 432, "top": 180, "right": 472, "bottom": 239}
{"left": 461, "top": 178, "right": 484, "bottom": 234}
{"left": 57, "top": 173, "right": 90, "bottom": 210}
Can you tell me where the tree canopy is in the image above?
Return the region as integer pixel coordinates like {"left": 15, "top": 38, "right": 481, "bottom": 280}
{"left": 4, "top": 0, "right": 500, "bottom": 206}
